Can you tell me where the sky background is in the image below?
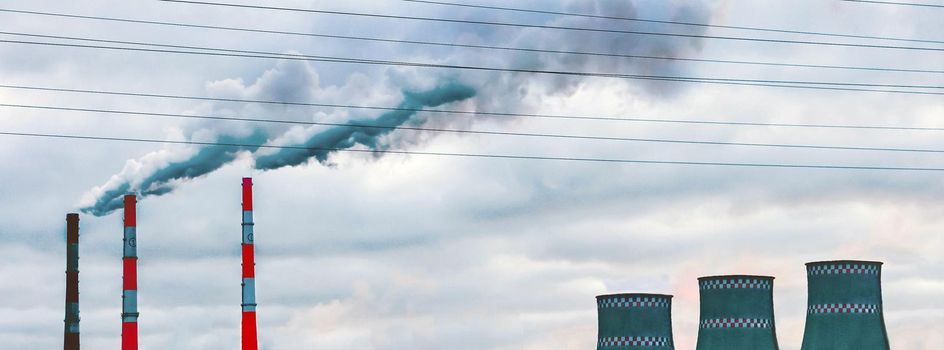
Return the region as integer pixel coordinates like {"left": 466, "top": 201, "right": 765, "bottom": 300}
{"left": 0, "top": 0, "right": 942, "bottom": 349}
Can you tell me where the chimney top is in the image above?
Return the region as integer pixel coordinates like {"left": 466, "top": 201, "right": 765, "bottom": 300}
{"left": 597, "top": 293, "right": 673, "bottom": 300}
{"left": 698, "top": 275, "right": 774, "bottom": 282}
{"left": 806, "top": 260, "right": 883, "bottom": 267}
{"left": 123, "top": 194, "right": 136, "bottom": 227}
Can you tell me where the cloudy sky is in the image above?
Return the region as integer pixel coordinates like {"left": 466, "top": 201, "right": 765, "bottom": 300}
{"left": 1, "top": 0, "right": 942, "bottom": 349}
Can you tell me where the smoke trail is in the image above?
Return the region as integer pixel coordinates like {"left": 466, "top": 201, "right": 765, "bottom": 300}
{"left": 79, "top": 81, "right": 475, "bottom": 216}
{"left": 79, "top": 0, "right": 705, "bottom": 217}
{"left": 80, "top": 131, "right": 267, "bottom": 216}
{"left": 254, "top": 81, "right": 475, "bottom": 170}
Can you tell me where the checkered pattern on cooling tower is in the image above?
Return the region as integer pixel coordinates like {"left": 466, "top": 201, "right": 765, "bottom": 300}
{"left": 700, "top": 318, "right": 772, "bottom": 328}
{"left": 808, "top": 263, "right": 880, "bottom": 276}
{"left": 699, "top": 278, "right": 772, "bottom": 290}
{"left": 599, "top": 336, "right": 670, "bottom": 347}
{"left": 598, "top": 296, "right": 671, "bottom": 309}
{"left": 808, "top": 303, "right": 880, "bottom": 314}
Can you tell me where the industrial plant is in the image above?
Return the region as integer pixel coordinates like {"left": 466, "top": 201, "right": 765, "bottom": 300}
{"left": 596, "top": 294, "right": 675, "bottom": 348}
{"left": 63, "top": 214, "right": 79, "bottom": 350}
{"left": 59, "top": 177, "right": 891, "bottom": 349}
{"left": 241, "top": 177, "right": 259, "bottom": 350}
{"left": 596, "top": 261, "right": 891, "bottom": 349}
{"left": 120, "top": 195, "right": 138, "bottom": 349}
{"left": 695, "top": 275, "right": 779, "bottom": 350}
{"left": 800, "top": 261, "right": 890, "bottom": 350}
{"left": 61, "top": 178, "right": 262, "bottom": 350}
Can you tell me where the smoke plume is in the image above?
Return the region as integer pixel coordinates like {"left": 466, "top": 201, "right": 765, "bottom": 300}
{"left": 254, "top": 82, "right": 475, "bottom": 170}
{"left": 79, "top": 0, "right": 709, "bottom": 217}
{"left": 79, "top": 81, "right": 475, "bottom": 216}
{"left": 80, "top": 131, "right": 267, "bottom": 216}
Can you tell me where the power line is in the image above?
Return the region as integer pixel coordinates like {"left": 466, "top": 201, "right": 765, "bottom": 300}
{"left": 0, "top": 12, "right": 938, "bottom": 75}
{"left": 2, "top": 130, "right": 943, "bottom": 171}
{"left": 5, "top": 102, "right": 944, "bottom": 154}
{"left": 3, "top": 83, "right": 943, "bottom": 132}
{"left": 154, "top": 0, "right": 944, "bottom": 52}
{"left": 2, "top": 38, "right": 942, "bottom": 95}
{"left": 403, "top": 0, "right": 944, "bottom": 45}
{"left": 841, "top": 0, "right": 944, "bottom": 8}
{"left": 5, "top": 32, "right": 942, "bottom": 90}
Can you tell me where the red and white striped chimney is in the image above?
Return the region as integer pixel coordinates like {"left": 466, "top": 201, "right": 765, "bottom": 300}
{"left": 241, "top": 178, "right": 258, "bottom": 350}
{"left": 121, "top": 195, "right": 138, "bottom": 350}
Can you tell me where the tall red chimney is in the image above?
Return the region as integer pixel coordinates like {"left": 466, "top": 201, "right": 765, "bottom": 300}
{"left": 121, "top": 195, "right": 138, "bottom": 350}
{"left": 64, "top": 213, "right": 80, "bottom": 350}
{"left": 241, "top": 178, "right": 258, "bottom": 350}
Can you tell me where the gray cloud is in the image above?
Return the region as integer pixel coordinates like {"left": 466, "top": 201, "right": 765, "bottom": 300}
{"left": 0, "top": 0, "right": 942, "bottom": 349}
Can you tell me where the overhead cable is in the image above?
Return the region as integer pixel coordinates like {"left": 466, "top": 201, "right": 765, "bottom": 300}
{"left": 1, "top": 27, "right": 938, "bottom": 74}
{"left": 402, "top": 0, "right": 944, "bottom": 45}
{"left": 1, "top": 38, "right": 941, "bottom": 95}
{"left": 3, "top": 131, "right": 944, "bottom": 171}
{"left": 840, "top": 0, "right": 944, "bottom": 9}
{"left": 3, "top": 83, "right": 943, "bottom": 131}
{"left": 5, "top": 102, "right": 944, "bottom": 154}
{"left": 153, "top": 0, "right": 944, "bottom": 52}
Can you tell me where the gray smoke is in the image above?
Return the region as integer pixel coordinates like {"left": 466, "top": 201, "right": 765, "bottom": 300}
{"left": 254, "top": 81, "right": 476, "bottom": 170}
{"left": 81, "top": 131, "right": 267, "bottom": 216}
{"left": 79, "top": 0, "right": 710, "bottom": 217}
{"left": 79, "top": 81, "right": 475, "bottom": 216}
{"left": 449, "top": 0, "right": 710, "bottom": 108}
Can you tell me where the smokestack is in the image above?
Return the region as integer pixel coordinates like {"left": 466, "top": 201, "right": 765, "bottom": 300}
{"left": 596, "top": 293, "right": 675, "bottom": 349}
{"left": 64, "top": 213, "right": 80, "bottom": 350}
{"left": 121, "top": 195, "right": 139, "bottom": 350}
{"left": 800, "top": 260, "right": 889, "bottom": 350}
{"left": 241, "top": 177, "right": 258, "bottom": 350}
{"left": 695, "top": 275, "right": 779, "bottom": 350}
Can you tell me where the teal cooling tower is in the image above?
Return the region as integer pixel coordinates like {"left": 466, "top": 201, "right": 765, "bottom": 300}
{"left": 695, "top": 275, "right": 779, "bottom": 350}
{"left": 800, "top": 260, "right": 890, "bottom": 350}
{"left": 596, "top": 293, "right": 674, "bottom": 349}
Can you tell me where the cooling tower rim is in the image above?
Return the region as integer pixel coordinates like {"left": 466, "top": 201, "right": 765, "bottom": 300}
{"left": 596, "top": 293, "right": 673, "bottom": 299}
{"left": 697, "top": 274, "right": 774, "bottom": 281}
{"left": 805, "top": 259, "right": 883, "bottom": 266}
